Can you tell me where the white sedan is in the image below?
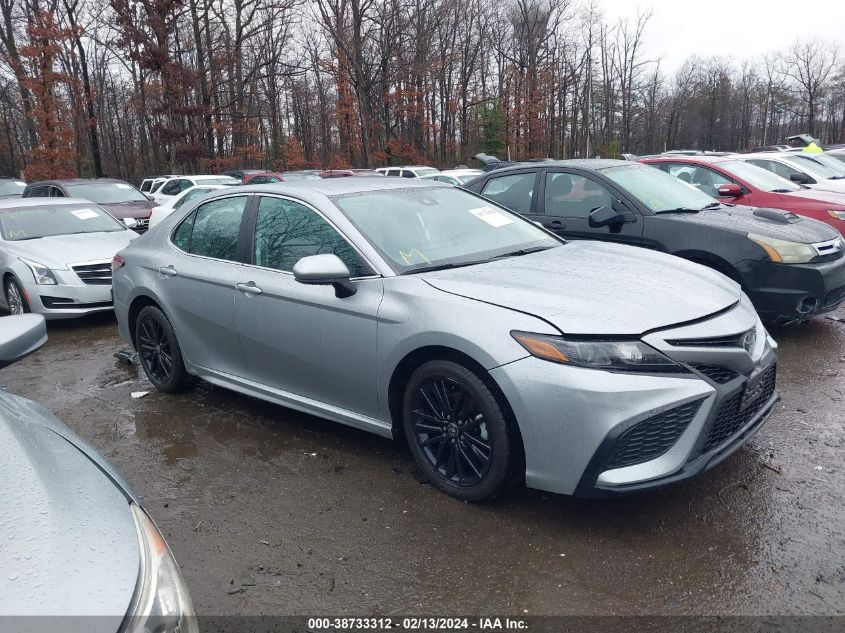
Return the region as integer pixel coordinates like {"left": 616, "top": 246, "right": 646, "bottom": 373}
{"left": 149, "top": 185, "right": 232, "bottom": 229}
{"left": 150, "top": 175, "right": 238, "bottom": 203}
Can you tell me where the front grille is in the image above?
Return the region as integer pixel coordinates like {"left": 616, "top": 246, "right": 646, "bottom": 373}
{"left": 689, "top": 363, "right": 739, "bottom": 384}
{"left": 667, "top": 330, "right": 751, "bottom": 348}
{"left": 72, "top": 261, "right": 112, "bottom": 285}
{"left": 703, "top": 365, "right": 777, "bottom": 452}
{"left": 823, "top": 285, "right": 845, "bottom": 309}
{"left": 606, "top": 399, "right": 704, "bottom": 469}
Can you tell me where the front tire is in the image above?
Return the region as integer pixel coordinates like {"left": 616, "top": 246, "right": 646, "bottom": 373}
{"left": 5, "top": 277, "right": 29, "bottom": 315}
{"left": 135, "top": 306, "right": 188, "bottom": 392}
{"left": 402, "top": 360, "right": 517, "bottom": 501}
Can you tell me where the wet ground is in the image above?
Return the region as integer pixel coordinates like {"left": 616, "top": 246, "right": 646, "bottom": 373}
{"left": 2, "top": 308, "right": 844, "bottom": 617}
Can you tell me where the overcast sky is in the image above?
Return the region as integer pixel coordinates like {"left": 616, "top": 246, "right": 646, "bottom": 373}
{"left": 601, "top": 0, "right": 844, "bottom": 73}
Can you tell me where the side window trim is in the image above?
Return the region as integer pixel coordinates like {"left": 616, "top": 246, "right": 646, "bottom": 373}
{"left": 242, "top": 194, "right": 379, "bottom": 279}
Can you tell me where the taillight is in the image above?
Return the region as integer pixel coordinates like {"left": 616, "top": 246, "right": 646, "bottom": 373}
{"left": 112, "top": 254, "right": 126, "bottom": 272}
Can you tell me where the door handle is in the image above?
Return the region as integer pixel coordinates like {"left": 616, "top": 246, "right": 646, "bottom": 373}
{"left": 236, "top": 282, "right": 263, "bottom": 296}
{"left": 159, "top": 265, "right": 178, "bottom": 277}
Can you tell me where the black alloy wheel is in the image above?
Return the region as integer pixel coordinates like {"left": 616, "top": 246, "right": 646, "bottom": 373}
{"left": 403, "top": 360, "right": 518, "bottom": 501}
{"left": 135, "top": 306, "right": 188, "bottom": 392}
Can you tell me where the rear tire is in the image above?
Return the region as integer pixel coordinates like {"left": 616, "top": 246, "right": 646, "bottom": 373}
{"left": 402, "top": 360, "right": 518, "bottom": 501}
{"left": 135, "top": 306, "right": 188, "bottom": 392}
{"left": 5, "top": 277, "right": 29, "bottom": 315}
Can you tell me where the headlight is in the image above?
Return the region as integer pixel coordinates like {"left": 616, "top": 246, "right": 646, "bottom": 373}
{"left": 18, "top": 257, "right": 57, "bottom": 285}
{"left": 827, "top": 210, "right": 845, "bottom": 221}
{"left": 512, "top": 332, "right": 685, "bottom": 373}
{"left": 123, "top": 504, "right": 197, "bottom": 633}
{"left": 747, "top": 233, "right": 816, "bottom": 264}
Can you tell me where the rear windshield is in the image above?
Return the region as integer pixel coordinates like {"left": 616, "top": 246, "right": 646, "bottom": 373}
{"left": 0, "top": 180, "right": 26, "bottom": 197}
{"left": 65, "top": 182, "right": 148, "bottom": 203}
{"left": 0, "top": 204, "right": 125, "bottom": 240}
{"left": 194, "top": 177, "right": 239, "bottom": 185}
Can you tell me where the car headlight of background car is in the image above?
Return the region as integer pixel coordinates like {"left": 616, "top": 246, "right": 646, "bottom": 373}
{"left": 512, "top": 332, "right": 684, "bottom": 373}
{"left": 18, "top": 257, "right": 57, "bottom": 285}
{"left": 123, "top": 504, "right": 197, "bottom": 633}
{"left": 747, "top": 233, "right": 817, "bottom": 264}
{"left": 827, "top": 210, "right": 845, "bottom": 221}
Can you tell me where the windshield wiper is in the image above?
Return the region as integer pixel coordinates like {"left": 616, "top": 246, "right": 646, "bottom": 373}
{"left": 657, "top": 207, "right": 701, "bottom": 213}
{"left": 407, "top": 260, "right": 485, "bottom": 274}
{"left": 701, "top": 202, "right": 721, "bottom": 210}
{"left": 488, "top": 245, "right": 556, "bottom": 260}
{"left": 770, "top": 188, "right": 795, "bottom": 193}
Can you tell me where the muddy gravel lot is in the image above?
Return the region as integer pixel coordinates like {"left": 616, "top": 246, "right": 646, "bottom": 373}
{"left": 3, "top": 308, "right": 845, "bottom": 617}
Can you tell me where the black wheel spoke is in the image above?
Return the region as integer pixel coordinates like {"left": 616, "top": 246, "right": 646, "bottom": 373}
{"left": 412, "top": 408, "right": 442, "bottom": 424}
{"left": 420, "top": 434, "right": 445, "bottom": 448}
{"left": 444, "top": 444, "right": 458, "bottom": 480}
{"left": 414, "top": 422, "right": 442, "bottom": 434}
{"left": 457, "top": 443, "right": 483, "bottom": 479}
{"left": 464, "top": 433, "right": 490, "bottom": 454}
{"left": 462, "top": 413, "right": 484, "bottom": 432}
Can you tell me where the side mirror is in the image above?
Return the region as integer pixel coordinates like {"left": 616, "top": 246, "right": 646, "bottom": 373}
{"left": 790, "top": 172, "right": 812, "bottom": 185}
{"left": 717, "top": 183, "right": 742, "bottom": 197}
{"left": 293, "top": 254, "right": 357, "bottom": 298}
{"left": 0, "top": 314, "right": 47, "bottom": 369}
{"left": 588, "top": 205, "right": 636, "bottom": 228}
{"left": 145, "top": 193, "right": 155, "bottom": 201}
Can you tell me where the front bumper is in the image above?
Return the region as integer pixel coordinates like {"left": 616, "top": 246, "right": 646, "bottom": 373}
{"left": 490, "top": 298, "right": 779, "bottom": 497}
{"left": 20, "top": 269, "right": 113, "bottom": 320}
{"left": 737, "top": 256, "right": 845, "bottom": 323}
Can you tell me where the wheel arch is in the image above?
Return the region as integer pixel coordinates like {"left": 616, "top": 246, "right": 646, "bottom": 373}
{"left": 126, "top": 293, "right": 165, "bottom": 348}
{"left": 674, "top": 250, "right": 742, "bottom": 283}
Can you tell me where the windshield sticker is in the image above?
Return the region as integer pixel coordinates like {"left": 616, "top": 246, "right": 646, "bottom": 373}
{"left": 468, "top": 206, "right": 514, "bottom": 228}
{"left": 72, "top": 208, "right": 99, "bottom": 220}
{"left": 115, "top": 183, "right": 132, "bottom": 189}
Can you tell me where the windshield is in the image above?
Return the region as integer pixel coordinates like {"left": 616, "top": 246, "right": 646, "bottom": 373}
{"left": 791, "top": 154, "right": 845, "bottom": 177}
{"left": 604, "top": 164, "right": 716, "bottom": 212}
{"left": 415, "top": 168, "right": 439, "bottom": 177}
{"left": 827, "top": 153, "right": 845, "bottom": 165}
{"left": 332, "top": 187, "right": 559, "bottom": 272}
{"left": 0, "top": 180, "right": 26, "bottom": 197}
{"left": 174, "top": 187, "right": 213, "bottom": 209}
{"left": 722, "top": 160, "right": 801, "bottom": 192}
{"left": 65, "top": 182, "right": 147, "bottom": 203}
{"left": 0, "top": 204, "right": 125, "bottom": 240}
{"left": 782, "top": 155, "right": 838, "bottom": 179}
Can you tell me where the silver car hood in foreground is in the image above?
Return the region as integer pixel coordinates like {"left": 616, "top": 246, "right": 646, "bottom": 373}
{"left": 4, "top": 230, "right": 137, "bottom": 269}
{"left": 423, "top": 241, "right": 741, "bottom": 336}
{"left": 0, "top": 391, "right": 138, "bottom": 621}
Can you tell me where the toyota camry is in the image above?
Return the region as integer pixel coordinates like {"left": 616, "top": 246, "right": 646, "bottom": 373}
{"left": 112, "top": 180, "right": 778, "bottom": 500}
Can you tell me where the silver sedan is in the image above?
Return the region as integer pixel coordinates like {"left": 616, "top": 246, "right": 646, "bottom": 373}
{"left": 113, "top": 179, "right": 778, "bottom": 500}
{"left": 0, "top": 198, "right": 137, "bottom": 318}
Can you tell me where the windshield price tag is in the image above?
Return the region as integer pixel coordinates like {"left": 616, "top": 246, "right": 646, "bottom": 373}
{"left": 468, "top": 206, "right": 513, "bottom": 228}
{"left": 72, "top": 208, "right": 99, "bottom": 220}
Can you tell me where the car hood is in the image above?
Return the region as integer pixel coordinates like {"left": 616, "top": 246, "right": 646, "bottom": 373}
{"left": 99, "top": 200, "right": 156, "bottom": 219}
{"left": 783, "top": 187, "right": 845, "bottom": 208}
{"left": 663, "top": 204, "right": 839, "bottom": 243}
{"left": 0, "top": 392, "right": 138, "bottom": 620}
{"left": 6, "top": 230, "right": 137, "bottom": 269}
{"left": 422, "top": 241, "right": 741, "bottom": 336}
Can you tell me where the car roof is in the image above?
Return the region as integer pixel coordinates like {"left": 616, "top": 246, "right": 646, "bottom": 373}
{"left": 642, "top": 155, "right": 739, "bottom": 165}
{"left": 0, "top": 197, "right": 98, "bottom": 211}
{"left": 246, "top": 177, "right": 447, "bottom": 196}
{"left": 478, "top": 158, "right": 632, "bottom": 174}
{"left": 26, "top": 178, "right": 129, "bottom": 186}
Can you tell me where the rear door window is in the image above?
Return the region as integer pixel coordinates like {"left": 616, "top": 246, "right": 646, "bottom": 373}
{"left": 480, "top": 172, "right": 537, "bottom": 214}
{"left": 176, "top": 195, "right": 248, "bottom": 262}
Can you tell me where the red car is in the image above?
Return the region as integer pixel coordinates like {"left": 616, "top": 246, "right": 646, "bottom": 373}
{"left": 641, "top": 156, "right": 845, "bottom": 234}
{"left": 242, "top": 171, "right": 285, "bottom": 184}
